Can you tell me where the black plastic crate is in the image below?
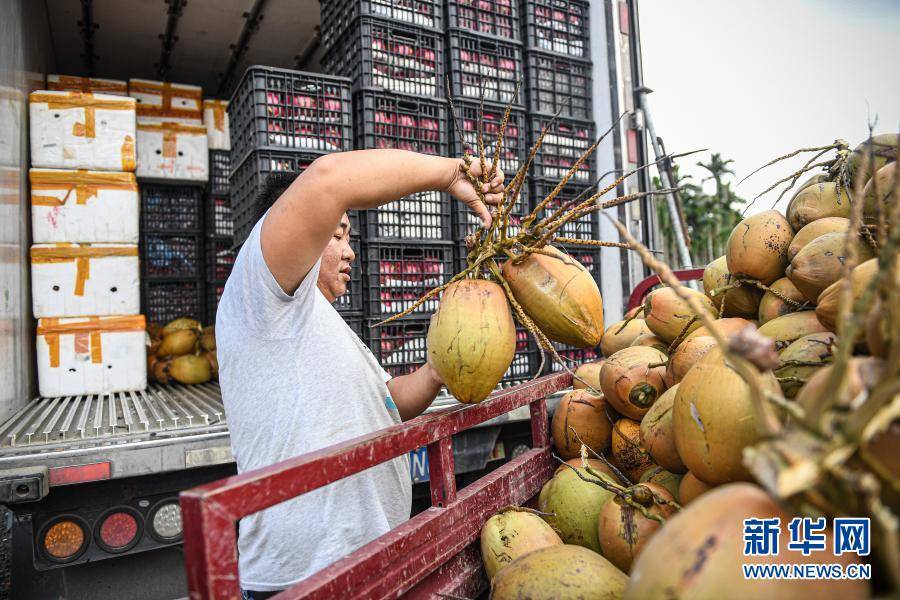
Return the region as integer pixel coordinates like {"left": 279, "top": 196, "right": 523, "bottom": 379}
{"left": 354, "top": 90, "right": 449, "bottom": 156}
{"left": 209, "top": 150, "right": 231, "bottom": 196}
{"left": 447, "top": 31, "right": 524, "bottom": 107}
{"left": 142, "top": 279, "right": 205, "bottom": 325}
{"left": 321, "top": 17, "right": 445, "bottom": 98}
{"left": 447, "top": 0, "right": 520, "bottom": 40}
{"left": 229, "top": 66, "right": 353, "bottom": 166}
{"left": 321, "top": 0, "right": 443, "bottom": 49}
{"left": 523, "top": 0, "right": 590, "bottom": 59}
{"left": 141, "top": 233, "right": 203, "bottom": 279}
{"left": 503, "top": 326, "right": 540, "bottom": 385}
{"left": 335, "top": 234, "right": 364, "bottom": 313}
{"left": 230, "top": 149, "right": 321, "bottom": 245}
{"left": 205, "top": 196, "right": 234, "bottom": 238}
{"left": 450, "top": 101, "right": 527, "bottom": 181}
{"left": 343, "top": 312, "right": 367, "bottom": 343}
{"left": 451, "top": 186, "right": 529, "bottom": 241}
{"left": 548, "top": 342, "right": 600, "bottom": 373}
{"left": 140, "top": 185, "right": 203, "bottom": 232}
{"left": 205, "top": 237, "right": 235, "bottom": 282}
{"left": 362, "top": 191, "right": 451, "bottom": 241}
{"left": 524, "top": 51, "right": 592, "bottom": 120}
{"left": 366, "top": 316, "right": 429, "bottom": 377}
{"left": 528, "top": 115, "right": 595, "bottom": 183}
{"left": 362, "top": 242, "right": 453, "bottom": 318}
{"left": 530, "top": 179, "right": 598, "bottom": 241}
{"left": 205, "top": 281, "right": 226, "bottom": 325}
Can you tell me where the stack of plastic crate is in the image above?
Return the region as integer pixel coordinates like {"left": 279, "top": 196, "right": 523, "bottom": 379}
{"left": 204, "top": 148, "right": 233, "bottom": 325}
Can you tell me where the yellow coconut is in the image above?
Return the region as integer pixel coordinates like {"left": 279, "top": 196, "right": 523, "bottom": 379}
{"left": 538, "top": 466, "right": 617, "bottom": 552}
{"left": 774, "top": 332, "right": 836, "bottom": 399}
{"left": 502, "top": 246, "right": 604, "bottom": 347}
{"left": 169, "top": 354, "right": 212, "bottom": 385}
{"left": 491, "top": 544, "right": 628, "bottom": 600}
{"left": 611, "top": 418, "right": 657, "bottom": 482}
{"left": 758, "top": 277, "right": 809, "bottom": 325}
{"left": 639, "top": 467, "right": 684, "bottom": 501}
{"left": 787, "top": 216, "right": 850, "bottom": 260}
{"left": 480, "top": 508, "right": 563, "bottom": 580}
{"left": 702, "top": 256, "right": 763, "bottom": 318}
{"left": 600, "top": 318, "right": 651, "bottom": 357}
{"left": 629, "top": 333, "right": 668, "bottom": 353}
{"left": 551, "top": 389, "right": 615, "bottom": 459}
{"left": 756, "top": 311, "right": 828, "bottom": 351}
{"left": 725, "top": 210, "right": 793, "bottom": 285}
{"left": 598, "top": 482, "right": 677, "bottom": 573}
{"left": 205, "top": 350, "right": 219, "bottom": 379}
{"left": 786, "top": 182, "right": 852, "bottom": 231}
{"left": 849, "top": 133, "right": 899, "bottom": 182}
{"left": 683, "top": 317, "right": 752, "bottom": 344}
{"left": 677, "top": 471, "right": 711, "bottom": 505}
{"left": 152, "top": 359, "right": 172, "bottom": 385}
{"left": 815, "top": 257, "right": 884, "bottom": 331}
{"left": 786, "top": 231, "right": 874, "bottom": 302}
{"left": 625, "top": 484, "right": 870, "bottom": 600}
{"left": 427, "top": 279, "right": 516, "bottom": 404}
{"left": 642, "top": 286, "right": 717, "bottom": 345}
{"left": 673, "top": 347, "right": 782, "bottom": 485}
{"left": 161, "top": 316, "right": 202, "bottom": 337}
{"left": 639, "top": 384, "right": 686, "bottom": 473}
{"left": 599, "top": 347, "right": 668, "bottom": 420}
{"left": 665, "top": 337, "right": 716, "bottom": 387}
{"left": 572, "top": 360, "right": 605, "bottom": 391}
{"left": 862, "top": 161, "right": 895, "bottom": 227}
{"left": 199, "top": 328, "right": 216, "bottom": 352}
{"left": 156, "top": 329, "right": 199, "bottom": 358}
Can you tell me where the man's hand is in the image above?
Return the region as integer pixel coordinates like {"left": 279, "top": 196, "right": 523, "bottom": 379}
{"left": 445, "top": 158, "right": 505, "bottom": 229}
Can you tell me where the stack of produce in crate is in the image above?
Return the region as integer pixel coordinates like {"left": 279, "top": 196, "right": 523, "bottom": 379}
{"left": 28, "top": 82, "right": 147, "bottom": 397}
{"left": 203, "top": 99, "right": 234, "bottom": 324}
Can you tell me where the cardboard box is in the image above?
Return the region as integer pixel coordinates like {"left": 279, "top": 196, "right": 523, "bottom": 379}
{"left": 129, "top": 79, "right": 202, "bottom": 124}
{"left": 136, "top": 122, "right": 209, "bottom": 182}
{"left": 36, "top": 315, "right": 147, "bottom": 397}
{"left": 30, "top": 91, "right": 137, "bottom": 171}
{"left": 47, "top": 74, "right": 128, "bottom": 96}
{"left": 31, "top": 243, "right": 140, "bottom": 318}
{"left": 203, "top": 99, "right": 230, "bottom": 150}
{"left": 30, "top": 169, "right": 139, "bottom": 243}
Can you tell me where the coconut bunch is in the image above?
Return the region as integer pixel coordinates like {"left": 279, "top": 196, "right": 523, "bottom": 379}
{"left": 376, "top": 85, "right": 687, "bottom": 405}
{"left": 147, "top": 317, "right": 217, "bottom": 385}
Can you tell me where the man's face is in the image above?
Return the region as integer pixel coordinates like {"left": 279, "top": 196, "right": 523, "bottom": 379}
{"left": 317, "top": 213, "right": 355, "bottom": 303}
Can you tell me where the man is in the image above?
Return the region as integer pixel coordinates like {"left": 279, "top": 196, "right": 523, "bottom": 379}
{"left": 216, "top": 149, "right": 505, "bottom": 598}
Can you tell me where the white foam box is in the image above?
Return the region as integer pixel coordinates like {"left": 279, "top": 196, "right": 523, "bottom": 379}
{"left": 47, "top": 74, "right": 128, "bottom": 96}
{"left": 129, "top": 79, "right": 202, "bottom": 125}
{"left": 31, "top": 243, "right": 140, "bottom": 318}
{"left": 36, "top": 315, "right": 147, "bottom": 397}
{"left": 203, "top": 99, "right": 230, "bottom": 150}
{"left": 136, "top": 122, "right": 209, "bottom": 182}
{"left": 30, "top": 91, "right": 137, "bottom": 172}
{"left": 30, "top": 169, "right": 139, "bottom": 243}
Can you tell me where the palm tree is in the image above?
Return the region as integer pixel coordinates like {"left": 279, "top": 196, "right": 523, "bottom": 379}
{"left": 698, "top": 153, "right": 736, "bottom": 262}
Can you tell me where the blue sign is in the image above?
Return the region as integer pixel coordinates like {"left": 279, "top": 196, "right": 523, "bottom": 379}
{"left": 409, "top": 447, "right": 429, "bottom": 483}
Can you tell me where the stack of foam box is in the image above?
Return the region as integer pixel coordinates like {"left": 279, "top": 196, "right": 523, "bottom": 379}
{"left": 521, "top": 0, "right": 600, "bottom": 367}
{"left": 128, "top": 79, "right": 210, "bottom": 327}
{"left": 29, "top": 83, "right": 147, "bottom": 398}
{"left": 202, "top": 99, "right": 234, "bottom": 325}
{"left": 321, "top": 0, "right": 457, "bottom": 376}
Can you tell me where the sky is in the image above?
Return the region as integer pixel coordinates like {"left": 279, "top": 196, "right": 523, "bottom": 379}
{"left": 637, "top": 0, "right": 899, "bottom": 215}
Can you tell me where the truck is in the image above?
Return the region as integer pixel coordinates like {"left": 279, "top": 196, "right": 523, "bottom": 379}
{"left": 0, "top": 1, "right": 651, "bottom": 598}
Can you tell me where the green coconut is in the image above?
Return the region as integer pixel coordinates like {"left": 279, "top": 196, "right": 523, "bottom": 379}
{"left": 480, "top": 508, "right": 563, "bottom": 580}
{"left": 538, "top": 466, "right": 617, "bottom": 553}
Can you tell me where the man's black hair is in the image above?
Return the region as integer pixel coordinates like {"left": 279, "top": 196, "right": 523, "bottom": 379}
{"left": 254, "top": 171, "right": 298, "bottom": 223}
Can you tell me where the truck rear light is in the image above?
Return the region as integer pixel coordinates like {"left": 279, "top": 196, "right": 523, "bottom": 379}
{"left": 95, "top": 508, "right": 142, "bottom": 553}
{"left": 149, "top": 499, "right": 183, "bottom": 542}
{"left": 40, "top": 516, "right": 89, "bottom": 562}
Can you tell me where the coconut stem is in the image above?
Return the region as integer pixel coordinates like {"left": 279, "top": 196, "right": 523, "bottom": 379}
{"left": 666, "top": 316, "right": 697, "bottom": 354}
{"left": 567, "top": 426, "right": 632, "bottom": 486}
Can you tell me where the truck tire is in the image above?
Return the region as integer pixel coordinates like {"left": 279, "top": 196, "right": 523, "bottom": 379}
{"left": 0, "top": 505, "right": 11, "bottom": 600}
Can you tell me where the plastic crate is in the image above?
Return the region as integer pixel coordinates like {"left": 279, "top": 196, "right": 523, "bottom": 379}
{"left": 446, "top": 31, "right": 524, "bottom": 107}
{"left": 321, "top": 17, "right": 445, "bottom": 98}
{"left": 504, "top": 326, "right": 540, "bottom": 385}
{"left": 140, "top": 185, "right": 203, "bottom": 232}
{"left": 229, "top": 66, "right": 353, "bottom": 166}
{"left": 548, "top": 342, "right": 600, "bottom": 372}
{"left": 142, "top": 279, "right": 205, "bottom": 325}
{"left": 230, "top": 149, "right": 321, "bottom": 245}
{"left": 528, "top": 115, "right": 595, "bottom": 183}
{"left": 205, "top": 237, "right": 235, "bottom": 282}
{"left": 447, "top": 0, "right": 520, "bottom": 40}
{"left": 354, "top": 90, "right": 449, "bottom": 156}
{"left": 366, "top": 316, "right": 430, "bottom": 377}
{"left": 321, "top": 0, "right": 443, "bottom": 49}
{"left": 141, "top": 233, "right": 203, "bottom": 279}
{"left": 205, "top": 196, "right": 234, "bottom": 238}
{"left": 343, "top": 312, "right": 367, "bottom": 343}
{"left": 523, "top": 0, "right": 590, "bottom": 59}
{"left": 335, "top": 234, "right": 364, "bottom": 313}
{"left": 451, "top": 186, "right": 529, "bottom": 241}
{"left": 450, "top": 101, "right": 527, "bottom": 181}
{"left": 208, "top": 150, "right": 231, "bottom": 196}
{"left": 205, "top": 281, "right": 226, "bottom": 325}
{"left": 361, "top": 191, "right": 451, "bottom": 241}
{"left": 362, "top": 242, "right": 453, "bottom": 318}
{"left": 524, "top": 51, "right": 592, "bottom": 120}
{"left": 530, "top": 179, "right": 598, "bottom": 241}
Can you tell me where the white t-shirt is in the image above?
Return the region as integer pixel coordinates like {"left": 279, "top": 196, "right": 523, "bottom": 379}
{"left": 216, "top": 219, "right": 411, "bottom": 591}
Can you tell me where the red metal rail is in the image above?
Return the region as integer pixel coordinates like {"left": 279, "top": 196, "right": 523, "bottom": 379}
{"left": 181, "top": 372, "right": 571, "bottom": 599}
{"left": 626, "top": 268, "right": 705, "bottom": 310}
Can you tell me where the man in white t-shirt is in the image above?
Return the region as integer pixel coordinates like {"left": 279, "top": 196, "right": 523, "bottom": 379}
{"left": 216, "top": 150, "right": 505, "bottom": 598}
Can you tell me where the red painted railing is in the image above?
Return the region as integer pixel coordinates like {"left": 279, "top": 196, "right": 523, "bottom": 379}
{"left": 180, "top": 372, "right": 572, "bottom": 599}
{"left": 626, "top": 268, "right": 705, "bottom": 310}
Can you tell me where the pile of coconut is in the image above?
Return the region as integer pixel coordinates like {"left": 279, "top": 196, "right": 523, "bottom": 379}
{"left": 477, "top": 133, "right": 897, "bottom": 599}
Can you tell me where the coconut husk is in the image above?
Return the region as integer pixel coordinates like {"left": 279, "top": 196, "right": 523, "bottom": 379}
{"left": 726, "top": 210, "right": 793, "bottom": 285}
{"left": 703, "top": 256, "right": 763, "bottom": 318}
{"left": 786, "top": 231, "right": 875, "bottom": 303}
{"left": 640, "top": 384, "right": 686, "bottom": 473}
{"left": 758, "top": 277, "right": 809, "bottom": 325}
{"left": 786, "top": 182, "right": 852, "bottom": 231}
{"left": 600, "top": 318, "right": 651, "bottom": 357}
{"left": 788, "top": 217, "right": 851, "bottom": 260}
{"left": 643, "top": 287, "right": 717, "bottom": 345}
{"left": 551, "top": 389, "right": 615, "bottom": 459}
{"left": 757, "top": 311, "right": 829, "bottom": 351}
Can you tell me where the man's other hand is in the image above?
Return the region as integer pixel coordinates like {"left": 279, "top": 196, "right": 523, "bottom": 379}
{"left": 445, "top": 158, "right": 506, "bottom": 229}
